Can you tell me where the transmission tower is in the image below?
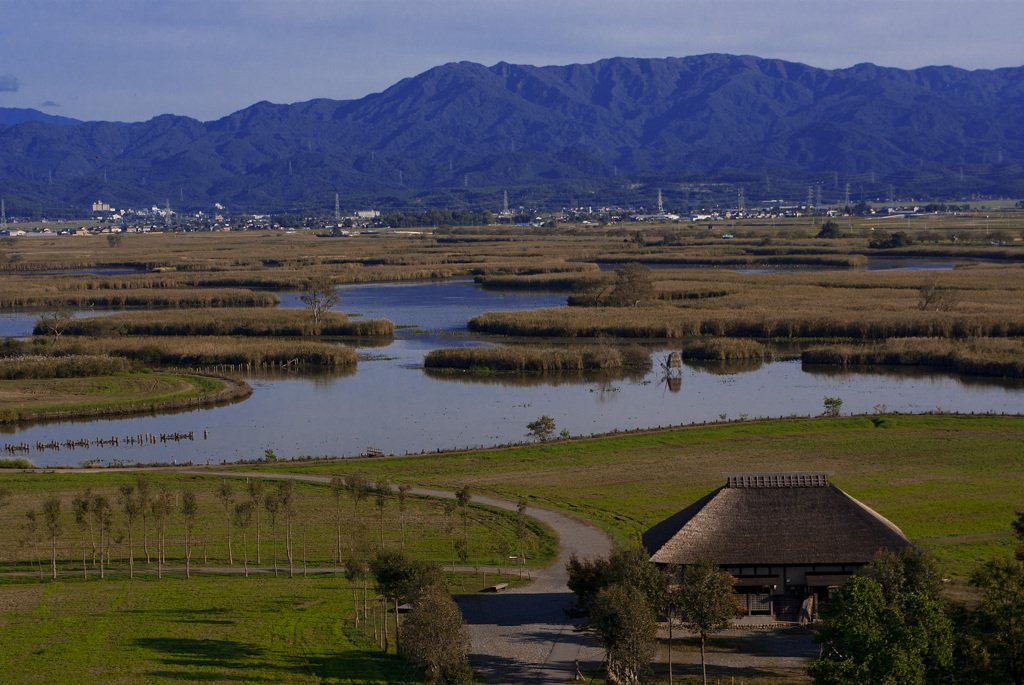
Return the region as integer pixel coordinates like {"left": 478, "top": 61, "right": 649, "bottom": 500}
{"left": 165, "top": 200, "right": 171, "bottom": 228}
{"left": 807, "top": 186, "right": 814, "bottom": 209}
{"left": 334, "top": 193, "right": 340, "bottom": 223}
{"left": 503, "top": 190, "right": 509, "bottom": 215}
{"left": 887, "top": 185, "right": 895, "bottom": 204}
{"left": 816, "top": 185, "right": 822, "bottom": 207}
{"left": 657, "top": 188, "right": 664, "bottom": 214}
{"left": 844, "top": 183, "right": 851, "bottom": 207}
{"left": 1, "top": 198, "right": 6, "bottom": 233}
{"left": 737, "top": 188, "right": 745, "bottom": 212}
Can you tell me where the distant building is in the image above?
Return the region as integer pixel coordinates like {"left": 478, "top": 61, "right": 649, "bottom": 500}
{"left": 92, "top": 200, "right": 112, "bottom": 213}
{"left": 643, "top": 472, "right": 912, "bottom": 623}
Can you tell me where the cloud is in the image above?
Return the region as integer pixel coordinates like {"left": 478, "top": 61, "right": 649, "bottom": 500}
{"left": 0, "top": 74, "right": 20, "bottom": 92}
{"left": 40, "top": 101, "right": 59, "bottom": 108}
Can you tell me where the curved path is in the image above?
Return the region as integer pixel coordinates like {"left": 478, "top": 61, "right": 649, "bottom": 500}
{"left": 176, "top": 470, "right": 612, "bottom": 684}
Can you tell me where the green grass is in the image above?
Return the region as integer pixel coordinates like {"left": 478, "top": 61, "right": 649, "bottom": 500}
{"left": 256, "top": 414, "right": 1024, "bottom": 579}
{"left": 0, "top": 575, "right": 413, "bottom": 684}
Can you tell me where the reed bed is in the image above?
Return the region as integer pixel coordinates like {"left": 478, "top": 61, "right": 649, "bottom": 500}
{"left": 469, "top": 305, "right": 1024, "bottom": 340}
{"left": 0, "top": 287, "right": 278, "bottom": 309}
{"left": 0, "top": 355, "right": 132, "bottom": 379}
{"left": 474, "top": 272, "right": 606, "bottom": 291}
{"left": 50, "top": 336, "right": 357, "bottom": 368}
{"left": 803, "top": 337, "right": 1024, "bottom": 378}
{"left": 423, "top": 344, "right": 651, "bottom": 372}
{"left": 671, "top": 339, "right": 770, "bottom": 360}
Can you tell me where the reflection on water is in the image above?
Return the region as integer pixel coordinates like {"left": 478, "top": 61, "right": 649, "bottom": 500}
{"left": 802, "top": 363, "right": 1024, "bottom": 391}
{"left": 683, "top": 357, "right": 767, "bottom": 375}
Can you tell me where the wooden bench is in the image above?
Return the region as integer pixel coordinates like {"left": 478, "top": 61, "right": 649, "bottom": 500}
{"left": 488, "top": 582, "right": 509, "bottom": 593}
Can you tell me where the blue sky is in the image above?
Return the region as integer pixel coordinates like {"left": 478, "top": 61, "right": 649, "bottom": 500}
{"left": 1, "top": 0, "right": 1022, "bottom": 123}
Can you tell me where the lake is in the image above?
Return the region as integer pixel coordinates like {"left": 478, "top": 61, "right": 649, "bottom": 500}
{"left": 3, "top": 280, "right": 1022, "bottom": 467}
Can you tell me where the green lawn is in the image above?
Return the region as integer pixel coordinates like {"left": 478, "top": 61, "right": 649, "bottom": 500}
{"left": 258, "top": 414, "right": 1024, "bottom": 578}
{"left": 0, "top": 575, "right": 411, "bottom": 684}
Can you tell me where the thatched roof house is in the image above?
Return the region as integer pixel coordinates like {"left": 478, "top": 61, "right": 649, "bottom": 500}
{"left": 643, "top": 472, "right": 912, "bottom": 622}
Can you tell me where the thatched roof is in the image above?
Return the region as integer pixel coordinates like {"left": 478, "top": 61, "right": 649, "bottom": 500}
{"left": 643, "top": 472, "right": 912, "bottom": 566}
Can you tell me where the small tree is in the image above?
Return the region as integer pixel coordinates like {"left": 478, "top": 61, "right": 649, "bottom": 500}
{"left": 676, "top": 559, "right": 743, "bottom": 685}
{"left": 823, "top": 396, "right": 843, "bottom": 418}
{"left": 71, "top": 490, "right": 90, "bottom": 579}
{"left": 588, "top": 583, "right": 657, "bottom": 685}
{"left": 526, "top": 415, "right": 556, "bottom": 442}
{"left": 515, "top": 498, "right": 529, "bottom": 579}
{"left": 181, "top": 488, "right": 198, "bottom": 579}
{"left": 233, "top": 500, "right": 254, "bottom": 577}
{"left": 276, "top": 480, "right": 295, "bottom": 578}
{"left": 397, "top": 484, "right": 412, "bottom": 552}
{"left": 36, "top": 307, "right": 75, "bottom": 347}
{"left": 135, "top": 477, "right": 152, "bottom": 564}
{"left": 331, "top": 475, "right": 346, "bottom": 568}
{"left": 215, "top": 479, "right": 235, "bottom": 565}
{"left": 346, "top": 474, "right": 368, "bottom": 553}
{"left": 971, "top": 558, "right": 1024, "bottom": 685}
{"left": 246, "top": 478, "right": 265, "bottom": 564}
{"left": 43, "top": 497, "right": 61, "bottom": 580}
{"left": 264, "top": 489, "right": 281, "bottom": 576}
{"left": 374, "top": 481, "right": 390, "bottom": 550}
{"left": 300, "top": 275, "right": 341, "bottom": 334}
{"left": 92, "top": 494, "right": 111, "bottom": 579}
{"left": 117, "top": 484, "right": 138, "bottom": 579}
{"left": 816, "top": 220, "right": 842, "bottom": 239}
{"left": 400, "top": 584, "right": 473, "bottom": 684}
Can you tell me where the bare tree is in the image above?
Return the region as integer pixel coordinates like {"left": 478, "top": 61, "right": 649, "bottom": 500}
{"left": 276, "top": 480, "right": 295, "bottom": 578}
{"left": 515, "top": 498, "right": 529, "bottom": 579}
{"left": 71, "top": 491, "right": 90, "bottom": 579}
{"left": 300, "top": 275, "right": 341, "bottom": 334}
{"left": 215, "top": 479, "right": 235, "bottom": 565}
{"left": 43, "top": 497, "right": 61, "bottom": 580}
{"left": 181, "top": 488, "right": 197, "bottom": 579}
{"left": 247, "top": 478, "right": 265, "bottom": 564}
{"left": 346, "top": 474, "right": 368, "bottom": 553}
{"left": 117, "top": 484, "right": 138, "bottom": 579}
{"left": 36, "top": 306, "right": 75, "bottom": 347}
{"left": 233, "top": 500, "right": 254, "bottom": 578}
{"left": 397, "top": 484, "right": 411, "bottom": 552}
{"left": 443, "top": 501, "right": 457, "bottom": 572}
{"left": 264, "top": 489, "right": 281, "bottom": 576}
{"left": 135, "top": 477, "right": 151, "bottom": 564}
{"left": 330, "top": 475, "right": 346, "bottom": 570}
{"left": 374, "top": 481, "right": 390, "bottom": 549}
{"left": 92, "top": 495, "right": 110, "bottom": 579}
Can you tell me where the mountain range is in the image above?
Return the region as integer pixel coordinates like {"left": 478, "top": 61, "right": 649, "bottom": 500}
{"left": 2, "top": 54, "right": 1023, "bottom": 215}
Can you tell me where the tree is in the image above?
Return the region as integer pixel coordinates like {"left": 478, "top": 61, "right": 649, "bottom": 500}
{"left": 135, "top": 477, "right": 152, "bottom": 564}
{"left": 36, "top": 306, "right": 75, "bottom": 347}
{"left": 676, "top": 558, "right": 743, "bottom": 685}
{"left": 276, "top": 480, "right": 295, "bottom": 578}
{"left": 399, "top": 584, "right": 473, "bottom": 684}
{"left": 181, "top": 488, "right": 198, "bottom": 579}
{"left": 608, "top": 262, "right": 655, "bottom": 307}
{"left": 566, "top": 547, "right": 664, "bottom": 684}
{"left": 370, "top": 551, "right": 442, "bottom": 655}
{"left": 588, "top": 583, "right": 657, "bottom": 685}
{"left": 264, "top": 489, "right": 281, "bottom": 576}
{"left": 397, "top": 484, "right": 412, "bottom": 552}
{"left": 526, "top": 415, "right": 556, "bottom": 442}
{"left": 43, "top": 497, "right": 61, "bottom": 580}
{"left": 91, "top": 494, "right": 111, "bottom": 579}
{"left": 455, "top": 485, "right": 471, "bottom": 559}
{"left": 233, "top": 500, "right": 254, "bottom": 577}
{"left": 106, "top": 233, "right": 123, "bottom": 248}
{"left": 246, "top": 478, "right": 265, "bottom": 564}
{"left": 1014, "top": 510, "right": 1024, "bottom": 562}
{"left": 374, "top": 481, "right": 390, "bottom": 549}
{"left": 810, "top": 574, "right": 953, "bottom": 685}
{"left": 346, "top": 474, "right": 368, "bottom": 553}
{"left": 215, "top": 479, "right": 235, "bottom": 565}
{"left": 331, "top": 475, "right": 346, "bottom": 568}
{"left": 515, "top": 498, "right": 529, "bottom": 579}
{"left": 71, "top": 490, "right": 90, "bottom": 579}
{"left": 300, "top": 275, "right": 341, "bottom": 334}
{"left": 822, "top": 396, "right": 843, "bottom": 418}
{"left": 117, "top": 484, "right": 138, "bottom": 579}
{"left": 817, "top": 220, "right": 842, "bottom": 239}
{"left": 151, "top": 484, "right": 171, "bottom": 578}
{"left": 972, "top": 558, "right": 1024, "bottom": 685}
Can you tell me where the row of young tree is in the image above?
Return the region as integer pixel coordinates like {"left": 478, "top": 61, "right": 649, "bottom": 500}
{"left": 567, "top": 518, "right": 1024, "bottom": 685}
{"left": 0, "top": 476, "right": 538, "bottom": 584}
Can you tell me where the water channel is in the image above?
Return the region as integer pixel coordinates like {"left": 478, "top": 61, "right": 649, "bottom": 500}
{"left": 3, "top": 277, "right": 1022, "bottom": 468}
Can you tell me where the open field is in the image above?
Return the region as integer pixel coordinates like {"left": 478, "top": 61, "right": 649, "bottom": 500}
{"left": 0, "top": 373, "right": 248, "bottom": 423}
{"left": 0, "top": 471, "right": 558, "bottom": 574}
{"left": 255, "top": 414, "right": 1024, "bottom": 581}
{"left": 0, "top": 575, "right": 413, "bottom": 684}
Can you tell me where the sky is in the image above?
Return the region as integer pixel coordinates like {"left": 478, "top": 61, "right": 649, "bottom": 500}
{"left": 1, "top": 0, "right": 1022, "bottom": 123}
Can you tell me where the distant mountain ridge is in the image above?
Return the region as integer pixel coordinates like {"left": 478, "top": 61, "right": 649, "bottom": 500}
{"left": 2, "top": 54, "right": 1023, "bottom": 214}
{"left": 0, "top": 107, "right": 81, "bottom": 127}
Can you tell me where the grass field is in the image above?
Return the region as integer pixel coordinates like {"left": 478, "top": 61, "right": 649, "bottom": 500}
{"left": 259, "top": 414, "right": 1024, "bottom": 580}
{"left": 0, "top": 575, "right": 413, "bottom": 684}
{"left": 0, "top": 372, "right": 248, "bottom": 423}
